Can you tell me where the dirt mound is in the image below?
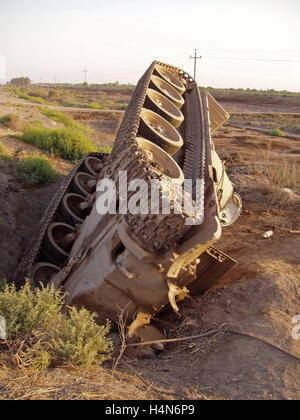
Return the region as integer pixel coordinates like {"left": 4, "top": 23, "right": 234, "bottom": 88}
{"left": 0, "top": 162, "right": 65, "bottom": 281}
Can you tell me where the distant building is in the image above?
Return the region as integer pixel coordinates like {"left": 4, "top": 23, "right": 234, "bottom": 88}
{"left": 10, "top": 77, "right": 31, "bottom": 87}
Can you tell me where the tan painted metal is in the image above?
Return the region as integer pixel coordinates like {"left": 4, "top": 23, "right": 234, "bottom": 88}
{"left": 206, "top": 91, "right": 230, "bottom": 132}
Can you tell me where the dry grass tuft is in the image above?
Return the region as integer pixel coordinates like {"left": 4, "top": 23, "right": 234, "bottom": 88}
{"left": 0, "top": 114, "right": 25, "bottom": 132}
{"left": 0, "top": 364, "right": 161, "bottom": 400}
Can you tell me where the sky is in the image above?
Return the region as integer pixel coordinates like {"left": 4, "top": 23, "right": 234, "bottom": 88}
{"left": 0, "top": 0, "right": 299, "bottom": 91}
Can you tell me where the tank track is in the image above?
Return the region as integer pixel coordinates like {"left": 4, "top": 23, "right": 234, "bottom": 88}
{"left": 14, "top": 153, "right": 109, "bottom": 285}
{"left": 183, "top": 85, "right": 206, "bottom": 195}
{"left": 99, "top": 62, "right": 207, "bottom": 251}
{"left": 15, "top": 61, "right": 212, "bottom": 283}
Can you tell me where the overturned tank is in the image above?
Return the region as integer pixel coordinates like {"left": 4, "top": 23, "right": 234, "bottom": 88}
{"left": 15, "top": 61, "right": 242, "bottom": 355}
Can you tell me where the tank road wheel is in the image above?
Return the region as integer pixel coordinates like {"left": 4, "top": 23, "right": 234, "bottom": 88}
{"left": 58, "top": 193, "right": 92, "bottom": 226}
{"left": 32, "top": 262, "right": 61, "bottom": 287}
{"left": 144, "top": 89, "right": 184, "bottom": 129}
{"left": 138, "top": 108, "right": 183, "bottom": 155}
{"left": 42, "top": 223, "right": 77, "bottom": 266}
{"left": 136, "top": 138, "right": 184, "bottom": 184}
{"left": 153, "top": 65, "right": 186, "bottom": 95}
{"left": 70, "top": 172, "right": 97, "bottom": 198}
{"left": 81, "top": 156, "right": 104, "bottom": 176}
{"left": 149, "top": 75, "right": 184, "bottom": 109}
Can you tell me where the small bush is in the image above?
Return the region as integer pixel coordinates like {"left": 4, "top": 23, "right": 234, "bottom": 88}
{"left": 268, "top": 160, "right": 299, "bottom": 189}
{"left": 50, "top": 306, "right": 112, "bottom": 368}
{"left": 13, "top": 89, "right": 53, "bottom": 105}
{"left": 269, "top": 129, "right": 285, "bottom": 137}
{"left": 21, "top": 126, "right": 97, "bottom": 161}
{"left": 0, "top": 115, "right": 11, "bottom": 125}
{"left": 0, "top": 114, "right": 25, "bottom": 131}
{"left": 48, "top": 90, "right": 58, "bottom": 98}
{"left": 99, "top": 145, "right": 112, "bottom": 154}
{"left": 87, "top": 103, "right": 109, "bottom": 110}
{"left": 88, "top": 103, "right": 101, "bottom": 109}
{"left": 18, "top": 155, "right": 59, "bottom": 185}
{"left": 28, "top": 89, "right": 47, "bottom": 99}
{"left": 39, "top": 108, "right": 92, "bottom": 134}
{"left": 0, "top": 143, "right": 6, "bottom": 156}
{"left": 0, "top": 281, "right": 112, "bottom": 369}
{"left": 0, "top": 143, "right": 12, "bottom": 165}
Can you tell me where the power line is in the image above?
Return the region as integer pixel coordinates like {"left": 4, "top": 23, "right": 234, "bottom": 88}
{"left": 189, "top": 49, "right": 202, "bottom": 81}
{"left": 83, "top": 67, "right": 88, "bottom": 84}
{"left": 199, "top": 49, "right": 300, "bottom": 54}
{"left": 201, "top": 55, "right": 299, "bottom": 62}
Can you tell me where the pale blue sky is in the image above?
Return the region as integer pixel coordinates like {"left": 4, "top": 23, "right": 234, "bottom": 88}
{"left": 0, "top": 0, "right": 299, "bottom": 90}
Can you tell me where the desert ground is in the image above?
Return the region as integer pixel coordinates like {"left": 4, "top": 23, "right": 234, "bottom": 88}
{"left": 0, "top": 85, "right": 299, "bottom": 400}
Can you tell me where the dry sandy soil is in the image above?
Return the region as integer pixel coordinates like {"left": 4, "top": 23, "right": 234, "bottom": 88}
{"left": 0, "top": 87, "right": 299, "bottom": 400}
{"left": 0, "top": 87, "right": 123, "bottom": 148}
{"left": 214, "top": 91, "right": 300, "bottom": 114}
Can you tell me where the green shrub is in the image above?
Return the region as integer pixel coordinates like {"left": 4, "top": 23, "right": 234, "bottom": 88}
{"left": 48, "top": 90, "right": 58, "bottom": 98}
{"left": 28, "top": 89, "right": 47, "bottom": 99}
{"left": 99, "top": 145, "right": 112, "bottom": 154}
{"left": 0, "top": 114, "right": 11, "bottom": 125}
{"left": 50, "top": 306, "right": 112, "bottom": 368}
{"left": 61, "top": 102, "right": 77, "bottom": 107}
{"left": 269, "top": 129, "right": 285, "bottom": 137}
{"left": 87, "top": 103, "right": 109, "bottom": 110}
{"left": 17, "top": 155, "right": 59, "bottom": 185}
{"left": 13, "top": 89, "right": 52, "bottom": 105}
{"left": 0, "top": 281, "right": 112, "bottom": 369}
{"left": 31, "top": 120, "right": 44, "bottom": 128}
{"left": 39, "top": 108, "right": 92, "bottom": 133}
{"left": 21, "top": 126, "right": 97, "bottom": 161}
{"left": 88, "top": 103, "right": 101, "bottom": 109}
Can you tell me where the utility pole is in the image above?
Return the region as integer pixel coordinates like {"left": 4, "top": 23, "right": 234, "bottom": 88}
{"left": 54, "top": 76, "right": 57, "bottom": 88}
{"left": 83, "top": 68, "right": 88, "bottom": 84}
{"left": 190, "top": 49, "right": 202, "bottom": 81}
